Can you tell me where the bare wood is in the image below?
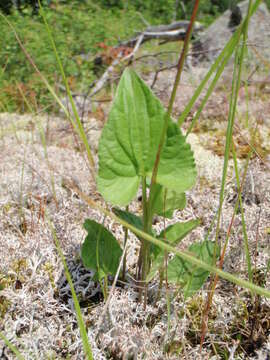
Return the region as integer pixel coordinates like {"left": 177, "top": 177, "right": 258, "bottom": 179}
{"left": 119, "top": 21, "right": 203, "bottom": 48}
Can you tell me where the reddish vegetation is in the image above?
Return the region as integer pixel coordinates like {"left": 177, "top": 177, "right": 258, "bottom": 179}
{"left": 96, "top": 42, "right": 133, "bottom": 65}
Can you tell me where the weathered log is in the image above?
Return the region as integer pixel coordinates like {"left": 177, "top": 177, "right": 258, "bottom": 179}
{"left": 146, "top": 20, "right": 200, "bottom": 33}
{"left": 119, "top": 20, "right": 203, "bottom": 48}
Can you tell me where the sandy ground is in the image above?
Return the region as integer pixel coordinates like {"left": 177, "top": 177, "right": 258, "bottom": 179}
{"left": 0, "top": 66, "right": 269, "bottom": 359}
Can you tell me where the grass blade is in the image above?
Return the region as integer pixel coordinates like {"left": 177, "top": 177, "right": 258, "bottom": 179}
{"left": 178, "top": 0, "right": 262, "bottom": 129}
{"left": 200, "top": 0, "right": 255, "bottom": 348}
{"left": 46, "top": 213, "right": 94, "bottom": 360}
{"left": 37, "top": 0, "right": 95, "bottom": 172}
{"left": 200, "top": 147, "right": 253, "bottom": 349}
{"left": 0, "top": 13, "right": 95, "bottom": 178}
{"left": 0, "top": 332, "right": 25, "bottom": 360}
{"left": 214, "top": 0, "right": 254, "bottom": 258}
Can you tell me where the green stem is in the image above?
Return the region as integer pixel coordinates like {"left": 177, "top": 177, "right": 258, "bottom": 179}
{"left": 214, "top": 0, "right": 252, "bottom": 260}
{"left": 122, "top": 205, "right": 129, "bottom": 281}
{"left": 38, "top": 0, "right": 95, "bottom": 172}
{"left": 213, "top": 45, "right": 240, "bottom": 262}
{"left": 141, "top": 176, "right": 150, "bottom": 282}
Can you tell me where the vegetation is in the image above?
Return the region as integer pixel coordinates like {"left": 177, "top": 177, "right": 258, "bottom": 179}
{"left": 0, "top": 0, "right": 270, "bottom": 358}
{"left": 0, "top": 1, "right": 142, "bottom": 112}
{"left": 81, "top": 68, "right": 218, "bottom": 301}
{"left": 2, "top": 0, "right": 267, "bottom": 112}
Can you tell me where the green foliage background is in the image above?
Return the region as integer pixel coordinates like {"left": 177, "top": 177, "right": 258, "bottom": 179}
{"left": 0, "top": 0, "right": 269, "bottom": 112}
{"left": 0, "top": 1, "right": 143, "bottom": 111}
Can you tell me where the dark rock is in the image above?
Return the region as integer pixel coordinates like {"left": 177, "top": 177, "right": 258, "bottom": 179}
{"left": 228, "top": 5, "right": 242, "bottom": 29}
{"left": 193, "top": 0, "right": 270, "bottom": 64}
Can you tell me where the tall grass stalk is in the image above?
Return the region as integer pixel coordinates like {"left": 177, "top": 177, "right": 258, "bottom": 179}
{"left": 139, "top": 0, "right": 200, "bottom": 301}
{"left": 178, "top": 0, "right": 261, "bottom": 132}
{"left": 200, "top": 0, "right": 254, "bottom": 347}
{"left": 19, "top": 148, "right": 26, "bottom": 228}
{"left": 200, "top": 147, "right": 253, "bottom": 348}
{"left": 213, "top": 0, "right": 253, "bottom": 264}
{"left": 122, "top": 205, "right": 129, "bottom": 280}
{"left": 46, "top": 213, "right": 94, "bottom": 360}
{"left": 37, "top": 0, "right": 95, "bottom": 173}
{"left": 0, "top": 13, "right": 95, "bottom": 179}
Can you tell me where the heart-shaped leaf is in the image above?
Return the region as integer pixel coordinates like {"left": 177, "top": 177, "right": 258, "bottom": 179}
{"left": 167, "top": 240, "right": 219, "bottom": 299}
{"left": 149, "top": 122, "right": 196, "bottom": 192}
{"left": 97, "top": 68, "right": 196, "bottom": 206}
{"left": 147, "top": 219, "right": 200, "bottom": 281}
{"left": 81, "top": 219, "right": 122, "bottom": 279}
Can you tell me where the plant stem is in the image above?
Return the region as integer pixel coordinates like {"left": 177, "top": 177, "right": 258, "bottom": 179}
{"left": 140, "top": 0, "right": 201, "bottom": 292}
{"left": 148, "top": 0, "right": 201, "bottom": 210}
{"left": 200, "top": 148, "right": 253, "bottom": 349}
{"left": 122, "top": 205, "right": 129, "bottom": 281}
{"left": 139, "top": 177, "right": 151, "bottom": 302}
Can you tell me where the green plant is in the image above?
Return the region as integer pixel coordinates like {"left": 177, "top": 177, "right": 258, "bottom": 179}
{"left": 82, "top": 219, "right": 122, "bottom": 298}
{"left": 0, "top": 1, "right": 150, "bottom": 112}
{"left": 3, "top": 1, "right": 270, "bottom": 358}
{"left": 81, "top": 67, "right": 218, "bottom": 300}
{"left": 1, "top": 0, "right": 257, "bottom": 114}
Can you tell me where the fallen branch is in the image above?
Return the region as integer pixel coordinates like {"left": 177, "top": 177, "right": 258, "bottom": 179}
{"left": 118, "top": 20, "right": 203, "bottom": 48}
{"left": 62, "top": 21, "right": 204, "bottom": 116}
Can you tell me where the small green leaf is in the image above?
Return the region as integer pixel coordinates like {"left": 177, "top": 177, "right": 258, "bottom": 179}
{"left": 97, "top": 68, "right": 196, "bottom": 206}
{"left": 151, "top": 183, "right": 186, "bottom": 218}
{"left": 113, "top": 208, "right": 143, "bottom": 231}
{"left": 147, "top": 219, "right": 200, "bottom": 281}
{"left": 159, "top": 219, "right": 200, "bottom": 245}
{"left": 81, "top": 219, "right": 122, "bottom": 278}
{"left": 167, "top": 240, "right": 219, "bottom": 299}
{"left": 113, "top": 208, "right": 157, "bottom": 240}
